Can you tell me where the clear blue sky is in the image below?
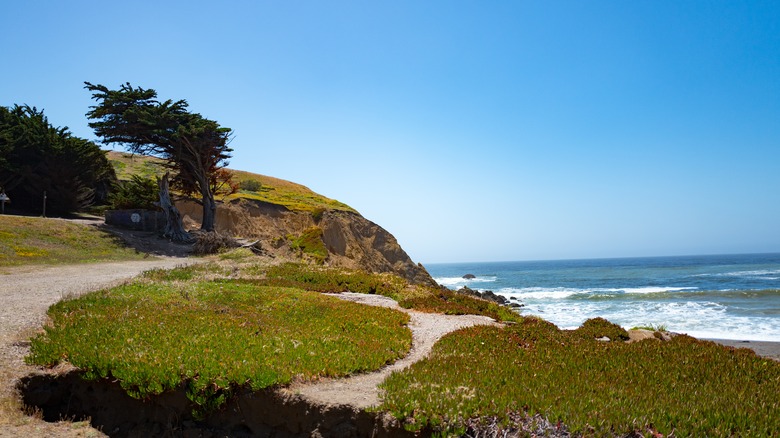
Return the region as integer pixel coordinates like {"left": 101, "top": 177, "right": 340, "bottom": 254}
{"left": 2, "top": 1, "right": 779, "bottom": 263}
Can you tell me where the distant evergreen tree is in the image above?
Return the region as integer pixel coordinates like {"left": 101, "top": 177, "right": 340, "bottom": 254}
{"left": 108, "top": 175, "right": 160, "bottom": 210}
{"left": 0, "top": 105, "right": 116, "bottom": 215}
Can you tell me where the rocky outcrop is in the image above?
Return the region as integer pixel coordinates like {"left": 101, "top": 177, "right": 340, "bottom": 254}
{"left": 319, "top": 210, "right": 436, "bottom": 287}
{"left": 455, "top": 286, "right": 524, "bottom": 308}
{"left": 176, "top": 198, "right": 436, "bottom": 287}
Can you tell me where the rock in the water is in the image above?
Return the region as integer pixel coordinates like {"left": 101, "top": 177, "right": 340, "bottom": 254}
{"left": 462, "top": 274, "right": 476, "bottom": 279}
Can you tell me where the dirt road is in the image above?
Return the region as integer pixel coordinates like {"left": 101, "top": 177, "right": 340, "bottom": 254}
{"left": 0, "top": 258, "right": 196, "bottom": 437}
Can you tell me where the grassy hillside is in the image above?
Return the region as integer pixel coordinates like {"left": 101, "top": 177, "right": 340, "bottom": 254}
{"left": 106, "top": 151, "right": 355, "bottom": 214}
{"left": 0, "top": 216, "right": 144, "bottom": 268}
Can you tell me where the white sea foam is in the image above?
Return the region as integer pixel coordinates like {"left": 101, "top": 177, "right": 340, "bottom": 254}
{"left": 621, "top": 286, "right": 698, "bottom": 294}
{"left": 495, "top": 286, "right": 697, "bottom": 300}
{"left": 433, "top": 276, "right": 497, "bottom": 287}
{"left": 517, "top": 299, "right": 780, "bottom": 341}
{"left": 696, "top": 269, "right": 780, "bottom": 278}
{"left": 499, "top": 287, "right": 583, "bottom": 300}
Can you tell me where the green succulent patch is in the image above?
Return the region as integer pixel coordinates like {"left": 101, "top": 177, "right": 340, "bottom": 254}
{"left": 27, "top": 280, "right": 411, "bottom": 417}
{"left": 288, "top": 226, "right": 329, "bottom": 264}
{"left": 258, "top": 262, "right": 408, "bottom": 297}
{"left": 256, "top": 263, "right": 522, "bottom": 322}
{"left": 379, "top": 318, "right": 780, "bottom": 436}
{"left": 398, "top": 288, "right": 522, "bottom": 322}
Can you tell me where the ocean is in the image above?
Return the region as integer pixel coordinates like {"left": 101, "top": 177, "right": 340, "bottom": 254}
{"left": 426, "top": 253, "right": 780, "bottom": 342}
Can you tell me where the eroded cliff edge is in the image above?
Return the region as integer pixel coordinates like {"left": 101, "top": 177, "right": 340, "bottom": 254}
{"left": 176, "top": 198, "right": 437, "bottom": 287}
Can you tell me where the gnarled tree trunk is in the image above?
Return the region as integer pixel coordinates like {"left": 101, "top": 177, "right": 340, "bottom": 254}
{"left": 196, "top": 172, "right": 217, "bottom": 232}
{"left": 158, "top": 172, "right": 193, "bottom": 243}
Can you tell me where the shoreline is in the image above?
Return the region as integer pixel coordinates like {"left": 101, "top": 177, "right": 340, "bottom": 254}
{"left": 708, "top": 338, "right": 780, "bottom": 361}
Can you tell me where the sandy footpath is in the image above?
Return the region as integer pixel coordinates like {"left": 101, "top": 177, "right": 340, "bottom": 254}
{"left": 709, "top": 339, "right": 780, "bottom": 362}
{"left": 285, "top": 292, "right": 500, "bottom": 408}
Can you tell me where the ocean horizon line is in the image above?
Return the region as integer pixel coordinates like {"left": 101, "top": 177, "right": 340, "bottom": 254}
{"left": 423, "top": 251, "right": 780, "bottom": 266}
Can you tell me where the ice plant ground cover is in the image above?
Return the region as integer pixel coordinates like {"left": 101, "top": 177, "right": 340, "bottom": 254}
{"left": 27, "top": 275, "right": 412, "bottom": 417}
{"left": 379, "top": 317, "right": 780, "bottom": 437}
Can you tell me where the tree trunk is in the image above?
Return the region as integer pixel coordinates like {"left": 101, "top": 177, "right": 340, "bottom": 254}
{"left": 158, "top": 172, "right": 193, "bottom": 243}
{"left": 199, "top": 175, "right": 217, "bottom": 232}
{"left": 200, "top": 191, "right": 217, "bottom": 232}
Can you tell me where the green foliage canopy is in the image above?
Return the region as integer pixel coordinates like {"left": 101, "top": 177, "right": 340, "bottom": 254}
{"left": 108, "top": 175, "right": 159, "bottom": 210}
{"left": 0, "top": 104, "right": 116, "bottom": 215}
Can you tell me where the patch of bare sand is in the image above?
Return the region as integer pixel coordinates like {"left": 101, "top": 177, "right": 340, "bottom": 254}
{"left": 283, "top": 292, "right": 500, "bottom": 409}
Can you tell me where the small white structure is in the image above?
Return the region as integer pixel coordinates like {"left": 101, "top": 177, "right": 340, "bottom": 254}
{"left": 0, "top": 192, "right": 9, "bottom": 214}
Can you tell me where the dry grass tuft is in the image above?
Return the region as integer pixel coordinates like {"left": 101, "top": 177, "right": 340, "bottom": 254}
{"left": 192, "top": 231, "right": 240, "bottom": 255}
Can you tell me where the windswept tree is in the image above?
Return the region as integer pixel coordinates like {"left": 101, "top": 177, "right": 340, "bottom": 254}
{"left": 84, "top": 82, "right": 233, "bottom": 233}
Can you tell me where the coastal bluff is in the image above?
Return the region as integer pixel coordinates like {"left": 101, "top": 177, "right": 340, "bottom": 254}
{"left": 176, "top": 198, "right": 437, "bottom": 287}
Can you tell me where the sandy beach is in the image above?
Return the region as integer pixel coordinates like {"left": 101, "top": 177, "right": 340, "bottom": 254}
{"left": 710, "top": 339, "right": 780, "bottom": 362}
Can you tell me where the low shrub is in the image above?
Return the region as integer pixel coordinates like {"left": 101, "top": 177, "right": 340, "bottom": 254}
{"left": 399, "top": 288, "right": 522, "bottom": 322}
{"left": 109, "top": 175, "right": 159, "bottom": 210}
{"left": 192, "top": 231, "right": 240, "bottom": 255}
{"left": 573, "top": 317, "right": 629, "bottom": 341}
{"left": 311, "top": 207, "right": 326, "bottom": 223}
{"left": 239, "top": 179, "right": 262, "bottom": 192}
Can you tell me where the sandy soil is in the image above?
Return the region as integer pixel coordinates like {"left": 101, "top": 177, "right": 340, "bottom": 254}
{"left": 708, "top": 338, "right": 780, "bottom": 362}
